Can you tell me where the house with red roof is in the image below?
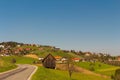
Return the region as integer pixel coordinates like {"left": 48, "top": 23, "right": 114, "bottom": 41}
{"left": 72, "top": 58, "right": 81, "bottom": 62}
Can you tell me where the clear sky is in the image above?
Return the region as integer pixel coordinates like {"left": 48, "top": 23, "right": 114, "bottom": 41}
{"left": 0, "top": 0, "right": 120, "bottom": 55}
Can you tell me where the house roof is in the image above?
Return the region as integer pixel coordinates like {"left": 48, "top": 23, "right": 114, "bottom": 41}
{"left": 72, "top": 58, "right": 80, "bottom": 60}
{"left": 55, "top": 56, "right": 62, "bottom": 59}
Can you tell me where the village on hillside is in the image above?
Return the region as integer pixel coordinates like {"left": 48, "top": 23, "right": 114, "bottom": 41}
{"left": 0, "top": 41, "right": 120, "bottom": 65}
{"left": 0, "top": 41, "right": 120, "bottom": 80}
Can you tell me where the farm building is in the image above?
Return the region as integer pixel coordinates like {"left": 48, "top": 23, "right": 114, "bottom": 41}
{"left": 42, "top": 54, "right": 56, "bottom": 69}
{"left": 84, "top": 52, "right": 92, "bottom": 56}
{"left": 117, "top": 56, "right": 120, "bottom": 61}
{"left": 72, "top": 58, "right": 81, "bottom": 62}
{"left": 55, "top": 56, "right": 62, "bottom": 61}
{"left": 61, "top": 57, "right": 68, "bottom": 63}
{"left": 55, "top": 56, "right": 62, "bottom": 63}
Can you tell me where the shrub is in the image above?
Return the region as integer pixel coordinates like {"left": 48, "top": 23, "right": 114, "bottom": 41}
{"left": 98, "top": 64, "right": 101, "bottom": 67}
{"left": 11, "top": 58, "right": 16, "bottom": 64}
{"left": 89, "top": 66, "right": 95, "bottom": 71}
{"left": 111, "top": 69, "right": 120, "bottom": 80}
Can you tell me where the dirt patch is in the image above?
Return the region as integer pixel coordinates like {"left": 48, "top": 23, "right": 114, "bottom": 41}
{"left": 24, "top": 54, "right": 38, "bottom": 59}
{"left": 56, "top": 64, "right": 68, "bottom": 70}
{"left": 74, "top": 66, "right": 110, "bottom": 78}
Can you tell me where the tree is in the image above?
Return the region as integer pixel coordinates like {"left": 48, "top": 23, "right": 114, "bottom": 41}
{"left": 67, "top": 57, "right": 75, "bottom": 79}
{"left": 112, "top": 69, "right": 120, "bottom": 80}
{"left": 11, "top": 58, "right": 16, "bottom": 64}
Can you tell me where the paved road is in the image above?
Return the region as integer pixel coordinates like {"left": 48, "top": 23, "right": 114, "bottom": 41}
{"left": 0, "top": 64, "right": 37, "bottom": 80}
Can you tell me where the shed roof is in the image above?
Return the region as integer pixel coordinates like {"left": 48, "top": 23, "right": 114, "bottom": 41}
{"left": 42, "top": 54, "right": 56, "bottom": 62}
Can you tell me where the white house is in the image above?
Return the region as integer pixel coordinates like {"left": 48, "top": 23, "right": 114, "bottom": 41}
{"left": 39, "top": 57, "right": 44, "bottom": 61}
{"left": 0, "top": 45, "right": 4, "bottom": 48}
{"left": 17, "top": 45, "right": 21, "bottom": 47}
{"left": 61, "top": 58, "right": 68, "bottom": 63}
{"left": 72, "top": 58, "right": 81, "bottom": 62}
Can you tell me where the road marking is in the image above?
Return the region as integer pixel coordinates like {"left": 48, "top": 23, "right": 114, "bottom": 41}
{"left": 27, "top": 65, "right": 38, "bottom": 80}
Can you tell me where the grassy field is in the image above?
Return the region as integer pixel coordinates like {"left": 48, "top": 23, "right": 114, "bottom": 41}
{"left": 32, "top": 66, "right": 111, "bottom": 80}
{"left": 1, "top": 56, "right": 37, "bottom": 64}
{"left": 76, "top": 62, "right": 120, "bottom": 76}
{"left": 0, "top": 57, "right": 17, "bottom": 72}
{"left": 0, "top": 56, "right": 37, "bottom": 73}
{"left": 0, "top": 56, "right": 114, "bottom": 80}
{"left": 21, "top": 45, "right": 80, "bottom": 58}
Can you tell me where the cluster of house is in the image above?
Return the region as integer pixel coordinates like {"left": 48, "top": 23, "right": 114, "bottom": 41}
{"left": 0, "top": 44, "right": 34, "bottom": 56}
{"left": 117, "top": 56, "right": 120, "bottom": 61}
{"left": 39, "top": 55, "right": 84, "bottom": 64}
{"left": 83, "top": 52, "right": 120, "bottom": 62}
{"left": 39, "top": 54, "right": 120, "bottom": 65}
{"left": 1, "top": 43, "right": 120, "bottom": 63}
{"left": 0, "top": 45, "right": 11, "bottom": 56}
{"left": 40, "top": 54, "right": 92, "bottom": 69}
{"left": 109, "top": 56, "right": 120, "bottom": 62}
{"left": 40, "top": 54, "right": 120, "bottom": 69}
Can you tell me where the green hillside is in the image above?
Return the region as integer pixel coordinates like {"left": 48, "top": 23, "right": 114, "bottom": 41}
{"left": 0, "top": 57, "right": 17, "bottom": 72}
{"left": 2, "top": 56, "right": 37, "bottom": 64}
{"left": 0, "top": 42, "right": 119, "bottom": 80}
{"left": 0, "top": 41, "right": 80, "bottom": 58}
{"left": 21, "top": 45, "right": 80, "bottom": 58}
{"left": 32, "top": 66, "right": 111, "bottom": 80}
{"left": 76, "top": 62, "right": 120, "bottom": 76}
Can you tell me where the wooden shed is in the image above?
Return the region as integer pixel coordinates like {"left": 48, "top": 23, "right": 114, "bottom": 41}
{"left": 42, "top": 54, "right": 56, "bottom": 69}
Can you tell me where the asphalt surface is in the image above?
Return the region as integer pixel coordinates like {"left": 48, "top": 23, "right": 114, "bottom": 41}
{"left": 0, "top": 64, "right": 37, "bottom": 80}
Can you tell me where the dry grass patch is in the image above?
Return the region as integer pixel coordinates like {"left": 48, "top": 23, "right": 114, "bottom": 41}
{"left": 0, "top": 60, "right": 4, "bottom": 67}
{"left": 24, "top": 54, "right": 39, "bottom": 59}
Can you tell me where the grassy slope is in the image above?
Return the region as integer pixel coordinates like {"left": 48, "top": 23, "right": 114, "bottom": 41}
{"left": 76, "top": 62, "right": 120, "bottom": 76}
{"left": 0, "top": 45, "right": 115, "bottom": 79}
{"left": 0, "top": 57, "right": 17, "bottom": 72}
{"left": 2, "top": 56, "right": 37, "bottom": 64}
{"left": 0, "top": 56, "right": 113, "bottom": 80}
{"left": 0, "top": 56, "right": 37, "bottom": 73}
{"left": 32, "top": 66, "right": 110, "bottom": 80}
{"left": 21, "top": 45, "right": 80, "bottom": 58}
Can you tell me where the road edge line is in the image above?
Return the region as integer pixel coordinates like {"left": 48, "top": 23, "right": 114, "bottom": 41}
{"left": 27, "top": 65, "right": 38, "bottom": 80}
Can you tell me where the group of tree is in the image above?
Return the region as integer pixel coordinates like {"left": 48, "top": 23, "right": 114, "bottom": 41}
{"left": 104, "top": 61, "right": 120, "bottom": 66}
{"left": 70, "top": 50, "right": 116, "bottom": 62}
{"left": 111, "top": 69, "right": 120, "bottom": 80}
{"left": 0, "top": 41, "right": 24, "bottom": 48}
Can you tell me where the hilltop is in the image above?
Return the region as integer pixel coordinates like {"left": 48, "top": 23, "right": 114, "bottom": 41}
{"left": 0, "top": 41, "right": 120, "bottom": 63}
{"left": 0, "top": 41, "right": 79, "bottom": 58}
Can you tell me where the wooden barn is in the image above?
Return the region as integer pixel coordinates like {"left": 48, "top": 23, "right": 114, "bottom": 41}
{"left": 42, "top": 54, "right": 56, "bottom": 69}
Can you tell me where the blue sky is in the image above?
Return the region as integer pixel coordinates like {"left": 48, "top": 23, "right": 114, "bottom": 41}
{"left": 0, "top": 0, "right": 120, "bottom": 55}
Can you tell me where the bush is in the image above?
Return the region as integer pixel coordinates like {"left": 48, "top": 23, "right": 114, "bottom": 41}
{"left": 89, "top": 66, "right": 95, "bottom": 71}
{"left": 111, "top": 69, "right": 120, "bottom": 80}
{"left": 98, "top": 64, "right": 101, "bottom": 67}
{"left": 11, "top": 58, "right": 16, "bottom": 64}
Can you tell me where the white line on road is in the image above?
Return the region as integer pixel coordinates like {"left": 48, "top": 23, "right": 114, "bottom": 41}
{"left": 27, "top": 65, "right": 38, "bottom": 80}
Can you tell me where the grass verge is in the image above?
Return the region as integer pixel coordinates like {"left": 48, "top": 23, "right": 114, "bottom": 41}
{"left": 0, "top": 57, "right": 17, "bottom": 73}
{"left": 32, "top": 66, "right": 111, "bottom": 80}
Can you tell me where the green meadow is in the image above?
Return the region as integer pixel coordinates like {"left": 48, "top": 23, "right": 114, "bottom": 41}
{"left": 0, "top": 57, "right": 17, "bottom": 72}
{"left": 1, "top": 56, "right": 37, "bottom": 64}
{"left": 0, "top": 56, "right": 118, "bottom": 80}
{"left": 0, "top": 56, "right": 37, "bottom": 73}
{"left": 76, "top": 62, "right": 120, "bottom": 76}
{"left": 21, "top": 45, "right": 80, "bottom": 58}
{"left": 32, "top": 66, "right": 111, "bottom": 80}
